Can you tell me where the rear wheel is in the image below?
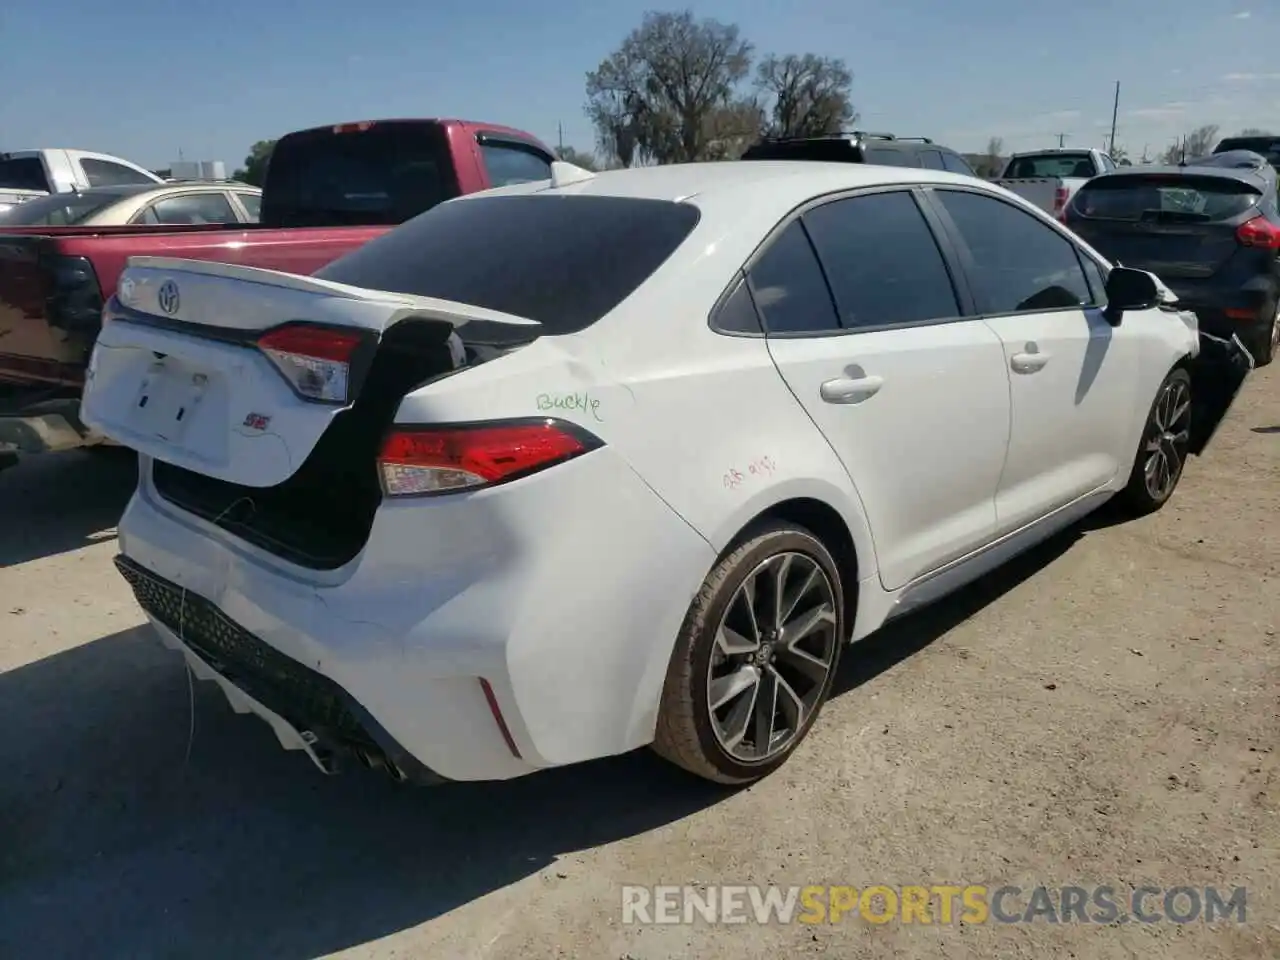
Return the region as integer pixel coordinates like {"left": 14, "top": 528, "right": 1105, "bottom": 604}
{"left": 1115, "top": 367, "right": 1192, "bottom": 517}
{"left": 652, "top": 521, "right": 845, "bottom": 785}
{"left": 1249, "top": 300, "right": 1278, "bottom": 368}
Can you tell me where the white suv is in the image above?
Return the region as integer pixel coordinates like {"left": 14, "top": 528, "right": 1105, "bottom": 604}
{"left": 83, "top": 160, "right": 1199, "bottom": 786}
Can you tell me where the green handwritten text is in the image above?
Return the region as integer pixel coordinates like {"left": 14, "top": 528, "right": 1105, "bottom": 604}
{"left": 536, "top": 391, "right": 603, "bottom": 422}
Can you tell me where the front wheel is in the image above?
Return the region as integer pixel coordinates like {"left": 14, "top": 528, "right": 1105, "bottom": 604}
{"left": 1249, "top": 300, "right": 1278, "bottom": 368}
{"left": 652, "top": 521, "right": 846, "bottom": 785}
{"left": 1114, "top": 366, "right": 1192, "bottom": 517}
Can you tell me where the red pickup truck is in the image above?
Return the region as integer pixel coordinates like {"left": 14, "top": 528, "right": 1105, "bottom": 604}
{"left": 0, "top": 118, "right": 555, "bottom": 469}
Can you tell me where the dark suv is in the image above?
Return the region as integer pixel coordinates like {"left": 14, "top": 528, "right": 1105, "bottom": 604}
{"left": 1213, "top": 135, "right": 1280, "bottom": 169}
{"left": 740, "top": 131, "right": 977, "bottom": 176}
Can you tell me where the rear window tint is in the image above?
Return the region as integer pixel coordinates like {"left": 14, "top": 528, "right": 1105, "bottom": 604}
{"left": 1005, "top": 153, "right": 1095, "bottom": 178}
{"left": 1074, "top": 175, "right": 1261, "bottom": 222}
{"left": 0, "top": 157, "right": 49, "bottom": 192}
{"left": 863, "top": 147, "right": 916, "bottom": 167}
{"left": 315, "top": 194, "right": 701, "bottom": 335}
{"left": 260, "top": 123, "right": 460, "bottom": 228}
{"left": 741, "top": 140, "right": 858, "bottom": 162}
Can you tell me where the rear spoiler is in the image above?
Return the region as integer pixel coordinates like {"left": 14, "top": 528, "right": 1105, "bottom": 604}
{"left": 120, "top": 256, "right": 542, "bottom": 343}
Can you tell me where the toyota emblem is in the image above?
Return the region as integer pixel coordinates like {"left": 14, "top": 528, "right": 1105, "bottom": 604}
{"left": 157, "top": 279, "right": 181, "bottom": 316}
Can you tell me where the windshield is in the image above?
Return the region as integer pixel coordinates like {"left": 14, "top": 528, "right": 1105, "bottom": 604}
{"left": 260, "top": 122, "right": 461, "bottom": 228}
{"left": 1072, "top": 174, "right": 1261, "bottom": 222}
{"left": 0, "top": 188, "right": 142, "bottom": 226}
{"left": 316, "top": 194, "right": 701, "bottom": 334}
{"left": 1005, "top": 153, "right": 1096, "bottom": 178}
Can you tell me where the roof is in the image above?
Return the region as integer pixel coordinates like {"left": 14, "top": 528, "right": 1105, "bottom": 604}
{"left": 459, "top": 160, "right": 982, "bottom": 214}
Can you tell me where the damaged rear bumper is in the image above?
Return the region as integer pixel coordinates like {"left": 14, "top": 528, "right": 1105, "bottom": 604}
{"left": 1188, "top": 330, "right": 1254, "bottom": 456}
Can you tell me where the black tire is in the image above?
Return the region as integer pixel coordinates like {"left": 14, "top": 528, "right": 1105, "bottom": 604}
{"left": 1249, "top": 301, "right": 1278, "bottom": 368}
{"left": 1114, "top": 366, "right": 1192, "bottom": 517}
{"left": 652, "top": 520, "right": 846, "bottom": 785}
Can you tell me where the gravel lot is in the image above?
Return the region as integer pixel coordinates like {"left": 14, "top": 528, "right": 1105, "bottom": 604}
{"left": 1, "top": 367, "right": 1277, "bottom": 960}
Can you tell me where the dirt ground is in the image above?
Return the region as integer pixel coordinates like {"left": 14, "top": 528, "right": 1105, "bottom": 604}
{"left": 1, "top": 366, "right": 1277, "bottom": 960}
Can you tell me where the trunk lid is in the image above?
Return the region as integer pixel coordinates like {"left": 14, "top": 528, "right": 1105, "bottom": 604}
{"left": 80, "top": 256, "right": 540, "bottom": 488}
{"left": 1067, "top": 172, "right": 1264, "bottom": 279}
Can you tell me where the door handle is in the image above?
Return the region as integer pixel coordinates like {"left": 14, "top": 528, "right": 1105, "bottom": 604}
{"left": 820, "top": 375, "right": 884, "bottom": 404}
{"left": 1010, "top": 351, "right": 1050, "bottom": 374}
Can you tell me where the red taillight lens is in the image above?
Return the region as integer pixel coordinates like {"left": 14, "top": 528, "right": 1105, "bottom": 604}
{"left": 1237, "top": 215, "right": 1280, "bottom": 249}
{"left": 378, "top": 419, "right": 599, "bottom": 496}
{"left": 256, "top": 324, "right": 364, "bottom": 403}
{"left": 1053, "top": 186, "right": 1070, "bottom": 222}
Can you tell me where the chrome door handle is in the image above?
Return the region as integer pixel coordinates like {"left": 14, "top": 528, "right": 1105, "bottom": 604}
{"left": 820, "top": 375, "right": 884, "bottom": 404}
{"left": 1010, "top": 351, "right": 1050, "bottom": 373}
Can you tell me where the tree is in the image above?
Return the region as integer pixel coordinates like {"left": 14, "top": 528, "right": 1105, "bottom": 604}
{"left": 1160, "top": 124, "right": 1219, "bottom": 164}
{"left": 585, "top": 10, "right": 754, "bottom": 165}
{"left": 970, "top": 136, "right": 1004, "bottom": 178}
{"left": 233, "top": 139, "right": 276, "bottom": 186}
{"left": 754, "top": 53, "right": 855, "bottom": 138}
{"left": 555, "top": 146, "right": 600, "bottom": 171}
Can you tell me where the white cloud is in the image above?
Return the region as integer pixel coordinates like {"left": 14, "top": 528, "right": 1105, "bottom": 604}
{"left": 1223, "top": 72, "right": 1280, "bottom": 81}
{"left": 1233, "top": 10, "right": 1251, "bottom": 18}
{"left": 1127, "top": 102, "right": 1191, "bottom": 119}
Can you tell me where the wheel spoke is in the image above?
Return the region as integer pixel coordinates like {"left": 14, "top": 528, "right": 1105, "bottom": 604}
{"left": 770, "top": 553, "right": 792, "bottom": 632}
{"left": 752, "top": 667, "right": 779, "bottom": 757}
{"left": 780, "top": 565, "right": 820, "bottom": 626}
{"left": 781, "top": 601, "right": 836, "bottom": 647}
{"left": 720, "top": 678, "right": 759, "bottom": 750}
{"left": 739, "top": 574, "right": 762, "bottom": 643}
{"left": 717, "top": 625, "right": 758, "bottom": 657}
{"left": 1170, "top": 398, "right": 1190, "bottom": 427}
{"left": 710, "top": 664, "right": 759, "bottom": 711}
{"left": 775, "top": 642, "right": 831, "bottom": 683}
{"left": 771, "top": 666, "right": 807, "bottom": 731}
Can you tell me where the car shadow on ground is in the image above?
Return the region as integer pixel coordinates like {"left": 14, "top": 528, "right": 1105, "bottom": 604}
{"left": 0, "top": 520, "right": 1096, "bottom": 960}
{"left": 0, "top": 449, "right": 137, "bottom": 568}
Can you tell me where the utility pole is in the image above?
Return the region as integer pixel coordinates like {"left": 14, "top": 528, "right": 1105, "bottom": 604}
{"left": 557, "top": 122, "right": 564, "bottom": 153}
{"left": 1107, "top": 81, "right": 1120, "bottom": 156}
{"left": 1055, "top": 132, "right": 1067, "bottom": 147}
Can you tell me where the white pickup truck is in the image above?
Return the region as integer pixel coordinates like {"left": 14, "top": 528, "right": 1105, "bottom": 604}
{"left": 0, "top": 149, "right": 163, "bottom": 213}
{"left": 993, "top": 148, "right": 1119, "bottom": 219}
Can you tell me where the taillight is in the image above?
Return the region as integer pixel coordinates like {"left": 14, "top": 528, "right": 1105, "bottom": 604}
{"left": 256, "top": 323, "right": 364, "bottom": 403}
{"left": 378, "top": 419, "right": 601, "bottom": 497}
{"left": 1237, "top": 215, "right": 1280, "bottom": 249}
{"left": 43, "top": 254, "right": 104, "bottom": 336}
{"left": 1053, "top": 186, "right": 1070, "bottom": 222}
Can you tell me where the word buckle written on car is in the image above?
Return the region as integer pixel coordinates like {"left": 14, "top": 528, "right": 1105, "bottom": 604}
{"left": 620, "top": 883, "right": 1249, "bottom": 926}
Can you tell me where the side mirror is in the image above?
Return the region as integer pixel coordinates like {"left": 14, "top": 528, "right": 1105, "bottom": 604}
{"left": 1102, "top": 266, "right": 1160, "bottom": 326}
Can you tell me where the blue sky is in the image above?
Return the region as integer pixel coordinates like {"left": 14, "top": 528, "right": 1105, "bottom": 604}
{"left": 2, "top": 0, "right": 1277, "bottom": 169}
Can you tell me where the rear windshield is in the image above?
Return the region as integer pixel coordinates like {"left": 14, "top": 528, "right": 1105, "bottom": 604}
{"left": 1005, "top": 152, "right": 1096, "bottom": 178}
{"left": 1214, "top": 137, "right": 1280, "bottom": 164}
{"left": 260, "top": 123, "right": 461, "bottom": 228}
{"left": 315, "top": 194, "right": 701, "bottom": 335}
{"left": 0, "top": 187, "right": 143, "bottom": 225}
{"left": 741, "top": 140, "right": 859, "bottom": 163}
{"left": 1073, "top": 174, "right": 1261, "bottom": 222}
{"left": 0, "top": 157, "right": 50, "bottom": 192}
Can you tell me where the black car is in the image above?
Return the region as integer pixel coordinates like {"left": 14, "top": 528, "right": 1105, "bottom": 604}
{"left": 1213, "top": 135, "right": 1280, "bottom": 169}
{"left": 1064, "top": 159, "right": 1280, "bottom": 366}
{"left": 740, "top": 131, "right": 977, "bottom": 176}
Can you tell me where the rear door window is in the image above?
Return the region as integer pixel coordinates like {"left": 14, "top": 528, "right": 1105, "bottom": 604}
{"left": 82, "top": 158, "right": 157, "bottom": 186}
{"left": 746, "top": 221, "right": 841, "bottom": 335}
{"left": 941, "top": 152, "right": 976, "bottom": 176}
{"left": 315, "top": 194, "right": 699, "bottom": 335}
{"left": 803, "top": 191, "right": 960, "bottom": 328}
{"left": 919, "top": 150, "right": 946, "bottom": 170}
{"left": 260, "top": 123, "right": 461, "bottom": 227}
{"left": 234, "top": 192, "right": 261, "bottom": 222}
{"left": 479, "top": 141, "right": 553, "bottom": 187}
{"left": 0, "top": 157, "right": 50, "bottom": 192}
{"left": 864, "top": 146, "right": 916, "bottom": 167}
{"left": 1072, "top": 174, "right": 1262, "bottom": 222}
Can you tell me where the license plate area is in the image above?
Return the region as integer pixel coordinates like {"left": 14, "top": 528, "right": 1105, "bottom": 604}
{"left": 132, "top": 357, "right": 211, "bottom": 444}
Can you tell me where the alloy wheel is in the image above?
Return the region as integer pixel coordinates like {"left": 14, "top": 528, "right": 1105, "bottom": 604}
{"left": 1143, "top": 375, "right": 1191, "bottom": 502}
{"left": 706, "top": 552, "right": 838, "bottom": 763}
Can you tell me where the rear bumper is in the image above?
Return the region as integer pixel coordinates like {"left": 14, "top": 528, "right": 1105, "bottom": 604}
{"left": 113, "top": 447, "right": 716, "bottom": 783}
{"left": 1188, "top": 330, "right": 1254, "bottom": 455}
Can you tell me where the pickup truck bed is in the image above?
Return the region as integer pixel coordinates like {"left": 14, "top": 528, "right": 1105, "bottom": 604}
{"left": 0, "top": 117, "right": 555, "bottom": 468}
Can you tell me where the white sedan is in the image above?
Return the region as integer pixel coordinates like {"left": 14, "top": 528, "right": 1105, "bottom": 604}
{"left": 81, "top": 160, "right": 1198, "bottom": 786}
